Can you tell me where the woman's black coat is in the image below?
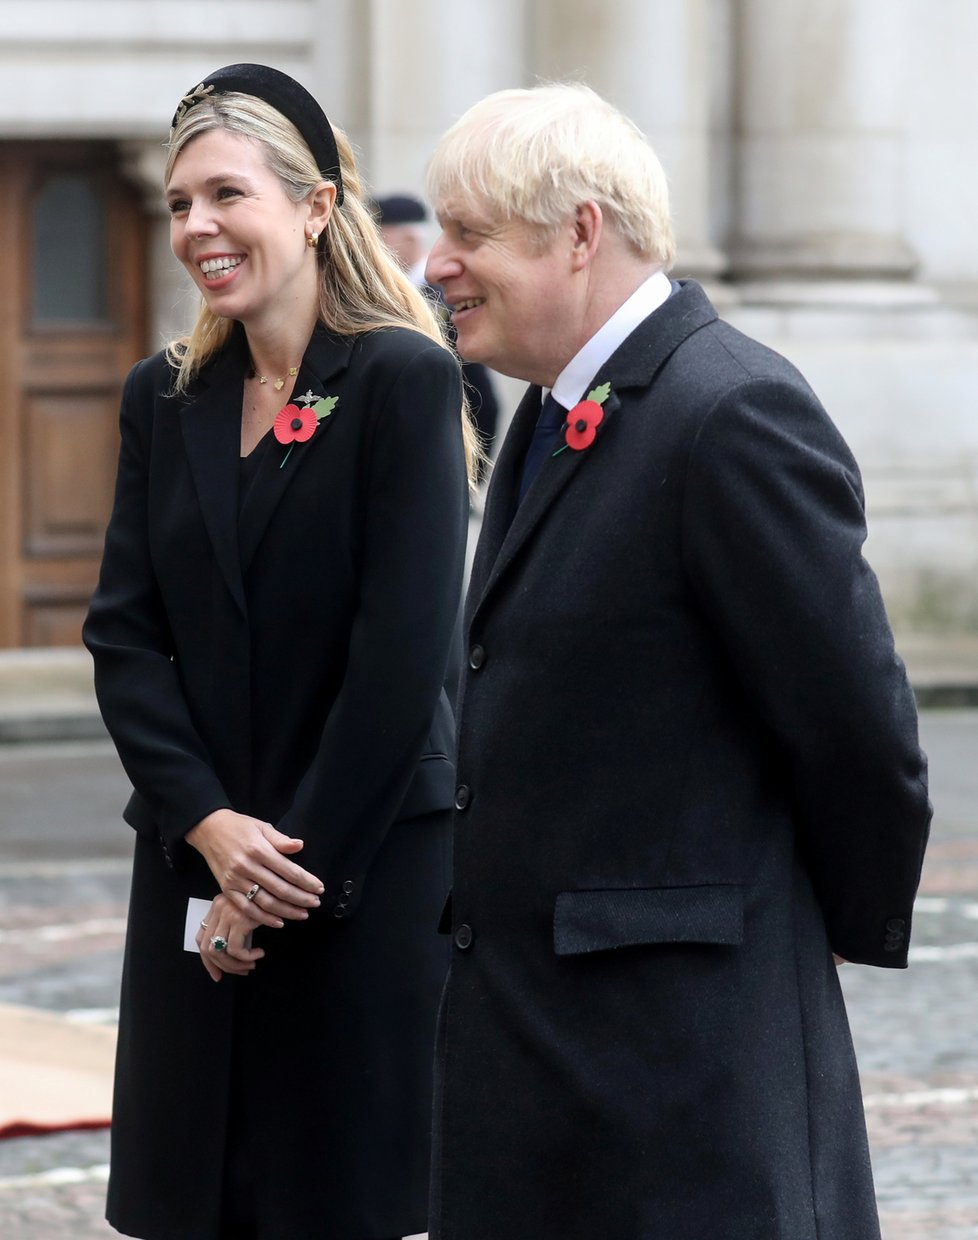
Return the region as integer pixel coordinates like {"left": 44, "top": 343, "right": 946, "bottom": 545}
{"left": 83, "top": 322, "right": 468, "bottom": 1240}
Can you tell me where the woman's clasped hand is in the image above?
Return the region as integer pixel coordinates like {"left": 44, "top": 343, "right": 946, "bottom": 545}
{"left": 188, "top": 807, "right": 325, "bottom": 980}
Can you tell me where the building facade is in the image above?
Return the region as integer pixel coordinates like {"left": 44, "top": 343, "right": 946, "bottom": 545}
{"left": 0, "top": 0, "right": 975, "bottom": 647}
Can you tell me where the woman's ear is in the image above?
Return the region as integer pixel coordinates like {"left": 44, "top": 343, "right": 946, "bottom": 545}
{"left": 308, "top": 180, "right": 338, "bottom": 238}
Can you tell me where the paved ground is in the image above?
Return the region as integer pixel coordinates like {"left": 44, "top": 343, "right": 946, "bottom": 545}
{"left": 0, "top": 712, "right": 976, "bottom": 1238}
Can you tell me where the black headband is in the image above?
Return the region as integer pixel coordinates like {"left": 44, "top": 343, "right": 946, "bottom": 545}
{"left": 171, "top": 63, "right": 344, "bottom": 204}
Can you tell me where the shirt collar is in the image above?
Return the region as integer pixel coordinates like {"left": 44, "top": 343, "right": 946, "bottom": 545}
{"left": 548, "top": 270, "right": 672, "bottom": 410}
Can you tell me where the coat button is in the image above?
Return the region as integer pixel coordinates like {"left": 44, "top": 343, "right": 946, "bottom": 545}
{"left": 342, "top": 879, "right": 355, "bottom": 894}
{"left": 454, "top": 784, "right": 471, "bottom": 810}
{"left": 885, "top": 917, "right": 906, "bottom": 934}
{"left": 454, "top": 924, "right": 474, "bottom": 950}
{"left": 468, "top": 644, "right": 486, "bottom": 670}
{"left": 333, "top": 900, "right": 349, "bottom": 918}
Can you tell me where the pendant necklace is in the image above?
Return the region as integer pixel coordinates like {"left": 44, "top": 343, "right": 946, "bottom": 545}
{"left": 248, "top": 362, "right": 299, "bottom": 392}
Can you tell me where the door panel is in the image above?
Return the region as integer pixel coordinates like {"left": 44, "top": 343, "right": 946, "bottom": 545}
{"left": 0, "top": 142, "right": 147, "bottom": 647}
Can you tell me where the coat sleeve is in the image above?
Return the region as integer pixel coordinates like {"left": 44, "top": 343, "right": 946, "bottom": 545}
{"left": 276, "top": 343, "right": 467, "bottom": 916}
{"left": 83, "top": 362, "right": 232, "bottom": 850}
{"left": 681, "top": 375, "right": 931, "bottom": 967}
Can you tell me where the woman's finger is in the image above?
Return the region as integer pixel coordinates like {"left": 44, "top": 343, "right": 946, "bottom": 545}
{"left": 224, "top": 887, "right": 294, "bottom": 926}
{"left": 206, "top": 928, "right": 261, "bottom": 976}
{"left": 236, "top": 863, "right": 322, "bottom": 911}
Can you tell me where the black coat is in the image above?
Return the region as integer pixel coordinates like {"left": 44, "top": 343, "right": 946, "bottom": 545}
{"left": 431, "top": 281, "right": 931, "bottom": 1240}
{"left": 84, "top": 322, "right": 468, "bottom": 1240}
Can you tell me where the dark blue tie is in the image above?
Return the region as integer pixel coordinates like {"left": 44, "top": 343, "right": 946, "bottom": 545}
{"left": 517, "top": 393, "right": 566, "bottom": 505}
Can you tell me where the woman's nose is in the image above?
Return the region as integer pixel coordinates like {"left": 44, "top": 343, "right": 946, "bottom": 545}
{"left": 185, "top": 201, "right": 218, "bottom": 239}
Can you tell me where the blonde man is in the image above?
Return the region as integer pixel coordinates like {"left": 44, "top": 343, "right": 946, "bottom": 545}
{"left": 425, "top": 83, "right": 930, "bottom": 1240}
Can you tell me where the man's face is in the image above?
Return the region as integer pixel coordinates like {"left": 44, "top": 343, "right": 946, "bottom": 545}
{"left": 426, "top": 196, "right": 578, "bottom": 387}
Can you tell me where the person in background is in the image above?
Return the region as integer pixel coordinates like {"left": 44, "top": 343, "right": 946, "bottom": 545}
{"left": 84, "top": 62, "right": 475, "bottom": 1240}
{"left": 423, "top": 82, "right": 932, "bottom": 1240}
{"left": 376, "top": 192, "right": 500, "bottom": 479}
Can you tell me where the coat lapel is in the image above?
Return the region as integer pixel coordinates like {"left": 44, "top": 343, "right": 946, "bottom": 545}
{"left": 180, "top": 333, "right": 250, "bottom": 617}
{"left": 238, "top": 325, "right": 353, "bottom": 574}
{"left": 468, "top": 280, "right": 718, "bottom": 624}
{"left": 469, "top": 386, "right": 623, "bottom": 622}
{"left": 465, "top": 383, "right": 539, "bottom": 615}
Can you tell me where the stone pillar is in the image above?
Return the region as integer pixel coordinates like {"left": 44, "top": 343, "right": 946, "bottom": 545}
{"left": 730, "top": 0, "right": 917, "bottom": 282}
{"left": 529, "top": 0, "right": 726, "bottom": 281}
{"left": 364, "top": 0, "right": 526, "bottom": 196}
{"left": 119, "top": 140, "right": 197, "bottom": 349}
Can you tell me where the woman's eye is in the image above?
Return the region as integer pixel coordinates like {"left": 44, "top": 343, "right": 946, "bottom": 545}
{"left": 168, "top": 199, "right": 190, "bottom": 215}
{"left": 216, "top": 186, "right": 242, "bottom": 201}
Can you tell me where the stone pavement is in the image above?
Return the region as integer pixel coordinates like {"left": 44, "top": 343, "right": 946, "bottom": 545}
{"left": 0, "top": 651, "right": 977, "bottom": 1238}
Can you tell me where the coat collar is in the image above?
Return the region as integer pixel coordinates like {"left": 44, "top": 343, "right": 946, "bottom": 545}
{"left": 180, "top": 322, "right": 354, "bottom": 616}
{"left": 468, "top": 280, "right": 717, "bottom": 626}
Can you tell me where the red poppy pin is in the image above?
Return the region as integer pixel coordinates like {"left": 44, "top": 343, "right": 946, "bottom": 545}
{"left": 273, "top": 391, "right": 339, "bottom": 466}
{"left": 552, "top": 383, "right": 611, "bottom": 456}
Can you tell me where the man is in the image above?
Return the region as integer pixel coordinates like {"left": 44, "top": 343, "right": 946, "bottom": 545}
{"left": 374, "top": 191, "right": 431, "bottom": 284}
{"left": 375, "top": 192, "right": 500, "bottom": 474}
{"left": 423, "top": 84, "right": 931, "bottom": 1240}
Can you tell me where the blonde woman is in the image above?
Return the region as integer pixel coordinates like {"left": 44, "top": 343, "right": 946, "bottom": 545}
{"left": 84, "top": 63, "right": 474, "bottom": 1240}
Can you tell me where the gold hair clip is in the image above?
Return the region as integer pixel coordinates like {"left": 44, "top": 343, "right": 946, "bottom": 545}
{"left": 172, "top": 82, "right": 216, "bottom": 128}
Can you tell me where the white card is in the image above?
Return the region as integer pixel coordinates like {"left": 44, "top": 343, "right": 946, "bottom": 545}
{"left": 184, "top": 897, "right": 253, "bottom": 952}
{"left": 184, "top": 897, "right": 213, "bottom": 952}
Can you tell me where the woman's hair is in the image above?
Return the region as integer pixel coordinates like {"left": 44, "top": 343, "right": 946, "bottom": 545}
{"left": 426, "top": 82, "right": 676, "bottom": 268}
{"left": 164, "top": 92, "right": 481, "bottom": 485}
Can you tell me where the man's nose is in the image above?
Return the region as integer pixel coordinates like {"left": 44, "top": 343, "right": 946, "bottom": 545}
{"left": 425, "top": 234, "right": 461, "bottom": 286}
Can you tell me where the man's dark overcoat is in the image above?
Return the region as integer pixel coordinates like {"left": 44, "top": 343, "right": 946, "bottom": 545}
{"left": 430, "top": 281, "right": 932, "bottom": 1240}
{"left": 83, "top": 322, "right": 468, "bottom": 1240}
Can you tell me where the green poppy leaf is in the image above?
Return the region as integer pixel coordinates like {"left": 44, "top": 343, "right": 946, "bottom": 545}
{"left": 314, "top": 396, "right": 339, "bottom": 420}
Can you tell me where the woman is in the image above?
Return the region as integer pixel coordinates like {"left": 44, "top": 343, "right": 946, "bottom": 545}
{"left": 83, "top": 63, "right": 475, "bottom": 1240}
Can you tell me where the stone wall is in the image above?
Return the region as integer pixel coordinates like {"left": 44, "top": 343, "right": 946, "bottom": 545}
{"left": 0, "top": 0, "right": 974, "bottom": 637}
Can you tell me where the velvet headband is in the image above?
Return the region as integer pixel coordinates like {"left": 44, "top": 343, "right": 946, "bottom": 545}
{"left": 171, "top": 63, "right": 344, "bottom": 204}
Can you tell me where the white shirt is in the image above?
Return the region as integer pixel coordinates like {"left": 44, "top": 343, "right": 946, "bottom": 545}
{"left": 548, "top": 270, "right": 673, "bottom": 412}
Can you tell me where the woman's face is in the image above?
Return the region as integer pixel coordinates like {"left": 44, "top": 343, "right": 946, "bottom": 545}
{"left": 166, "top": 128, "right": 320, "bottom": 330}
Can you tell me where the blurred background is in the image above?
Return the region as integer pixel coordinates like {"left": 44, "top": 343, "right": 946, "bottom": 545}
{"left": 0, "top": 0, "right": 975, "bottom": 655}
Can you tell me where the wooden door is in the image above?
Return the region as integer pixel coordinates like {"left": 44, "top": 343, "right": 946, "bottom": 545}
{"left": 0, "top": 142, "right": 147, "bottom": 647}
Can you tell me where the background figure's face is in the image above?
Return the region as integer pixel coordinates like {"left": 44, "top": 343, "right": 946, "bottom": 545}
{"left": 380, "top": 223, "right": 426, "bottom": 274}
{"left": 426, "top": 196, "right": 578, "bottom": 387}
{"left": 166, "top": 128, "right": 318, "bottom": 331}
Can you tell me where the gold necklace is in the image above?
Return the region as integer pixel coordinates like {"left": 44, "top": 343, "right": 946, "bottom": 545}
{"left": 248, "top": 363, "right": 299, "bottom": 392}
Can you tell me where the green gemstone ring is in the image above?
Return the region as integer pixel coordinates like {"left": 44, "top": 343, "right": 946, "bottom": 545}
{"left": 210, "top": 935, "right": 228, "bottom": 953}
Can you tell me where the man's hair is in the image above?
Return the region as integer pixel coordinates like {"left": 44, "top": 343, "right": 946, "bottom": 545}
{"left": 426, "top": 82, "right": 676, "bottom": 268}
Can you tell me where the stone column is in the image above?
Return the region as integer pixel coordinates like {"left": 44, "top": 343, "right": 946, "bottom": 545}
{"left": 119, "top": 140, "right": 197, "bottom": 349}
{"left": 529, "top": 0, "right": 726, "bottom": 281}
{"left": 363, "top": 0, "right": 526, "bottom": 195}
{"left": 730, "top": 0, "right": 917, "bottom": 282}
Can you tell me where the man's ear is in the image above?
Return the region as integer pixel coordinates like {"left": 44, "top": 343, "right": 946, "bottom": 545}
{"left": 570, "top": 200, "right": 603, "bottom": 272}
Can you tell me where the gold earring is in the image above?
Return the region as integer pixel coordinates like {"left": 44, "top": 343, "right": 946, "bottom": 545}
{"left": 307, "top": 232, "right": 319, "bottom": 249}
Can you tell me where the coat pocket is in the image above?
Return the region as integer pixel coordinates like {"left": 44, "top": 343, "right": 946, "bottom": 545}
{"left": 397, "top": 753, "right": 455, "bottom": 821}
{"left": 553, "top": 884, "right": 743, "bottom": 956}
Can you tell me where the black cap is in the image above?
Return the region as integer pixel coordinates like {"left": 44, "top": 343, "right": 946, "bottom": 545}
{"left": 171, "top": 63, "right": 344, "bottom": 204}
{"left": 375, "top": 194, "right": 428, "bottom": 225}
